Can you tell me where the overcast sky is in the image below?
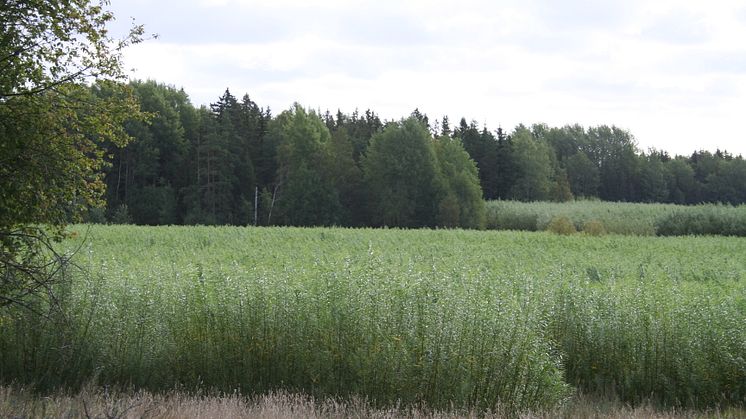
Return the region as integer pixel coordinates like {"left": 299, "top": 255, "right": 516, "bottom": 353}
{"left": 109, "top": 0, "right": 746, "bottom": 156}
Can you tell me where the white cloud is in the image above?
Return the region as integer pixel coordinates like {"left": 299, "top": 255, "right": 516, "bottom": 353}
{"left": 112, "top": 0, "right": 746, "bottom": 155}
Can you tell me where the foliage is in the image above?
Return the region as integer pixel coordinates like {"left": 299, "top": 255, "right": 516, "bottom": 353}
{"left": 485, "top": 200, "right": 658, "bottom": 235}
{"left": 433, "top": 136, "right": 486, "bottom": 229}
{"left": 109, "top": 205, "right": 133, "bottom": 225}
{"left": 270, "top": 104, "right": 345, "bottom": 226}
{"left": 546, "top": 216, "right": 576, "bottom": 235}
{"left": 508, "top": 126, "right": 554, "bottom": 201}
{"left": 639, "top": 152, "right": 670, "bottom": 202}
{"left": 1, "top": 226, "right": 744, "bottom": 412}
{"left": 485, "top": 204, "right": 539, "bottom": 231}
{"left": 565, "top": 151, "right": 600, "bottom": 198}
{"left": 105, "top": 81, "right": 192, "bottom": 225}
{"left": 666, "top": 157, "right": 698, "bottom": 204}
{"left": 324, "top": 108, "right": 383, "bottom": 163}
{"left": 1, "top": 1, "right": 144, "bottom": 311}
{"left": 6, "top": 2, "right": 746, "bottom": 236}
{"left": 655, "top": 205, "right": 746, "bottom": 236}
{"left": 581, "top": 219, "right": 606, "bottom": 236}
{"left": 1, "top": 84, "right": 139, "bottom": 233}
{"left": 0, "top": 0, "right": 144, "bottom": 98}
{"left": 550, "top": 169, "right": 574, "bottom": 202}
{"left": 486, "top": 200, "right": 746, "bottom": 236}
{"left": 80, "top": 81, "right": 746, "bottom": 228}
{"left": 454, "top": 119, "right": 498, "bottom": 199}
{"left": 363, "top": 118, "right": 445, "bottom": 227}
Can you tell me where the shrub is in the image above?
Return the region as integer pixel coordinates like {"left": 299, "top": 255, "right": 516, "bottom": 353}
{"left": 485, "top": 201, "right": 538, "bottom": 231}
{"left": 484, "top": 200, "right": 663, "bottom": 235}
{"left": 582, "top": 219, "right": 606, "bottom": 236}
{"left": 84, "top": 207, "right": 108, "bottom": 224}
{"left": 655, "top": 205, "right": 746, "bottom": 236}
{"left": 4, "top": 226, "right": 744, "bottom": 411}
{"left": 485, "top": 200, "right": 746, "bottom": 236}
{"left": 547, "top": 216, "right": 576, "bottom": 235}
{"left": 109, "top": 204, "right": 133, "bottom": 225}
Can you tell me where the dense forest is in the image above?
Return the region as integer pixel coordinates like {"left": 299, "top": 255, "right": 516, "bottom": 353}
{"left": 95, "top": 80, "right": 746, "bottom": 228}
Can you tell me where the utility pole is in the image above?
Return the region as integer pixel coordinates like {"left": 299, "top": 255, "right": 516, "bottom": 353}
{"left": 254, "top": 186, "right": 258, "bottom": 226}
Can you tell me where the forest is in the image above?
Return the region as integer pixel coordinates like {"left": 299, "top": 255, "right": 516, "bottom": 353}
{"left": 97, "top": 80, "right": 746, "bottom": 229}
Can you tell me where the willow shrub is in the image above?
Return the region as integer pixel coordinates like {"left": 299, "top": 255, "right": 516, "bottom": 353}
{"left": 546, "top": 216, "right": 576, "bottom": 235}
{"left": 655, "top": 205, "right": 746, "bottom": 236}
{"left": 0, "top": 226, "right": 744, "bottom": 412}
{"left": 486, "top": 200, "right": 746, "bottom": 237}
{"left": 485, "top": 200, "right": 662, "bottom": 235}
{"left": 581, "top": 219, "right": 606, "bottom": 236}
{"left": 552, "top": 275, "right": 745, "bottom": 407}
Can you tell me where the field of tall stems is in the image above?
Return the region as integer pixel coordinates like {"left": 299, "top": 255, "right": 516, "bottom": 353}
{"left": 0, "top": 226, "right": 743, "bottom": 414}
{"left": 485, "top": 199, "right": 746, "bottom": 236}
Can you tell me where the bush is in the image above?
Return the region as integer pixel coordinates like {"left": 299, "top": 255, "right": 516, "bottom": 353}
{"left": 485, "top": 202, "right": 538, "bottom": 231}
{"left": 4, "top": 226, "right": 745, "bottom": 410}
{"left": 484, "top": 200, "right": 662, "bottom": 235}
{"left": 109, "top": 205, "right": 133, "bottom": 225}
{"left": 484, "top": 200, "right": 746, "bottom": 236}
{"left": 582, "top": 219, "right": 606, "bottom": 236}
{"left": 84, "top": 207, "right": 107, "bottom": 224}
{"left": 655, "top": 205, "right": 746, "bottom": 236}
{"left": 547, "top": 216, "right": 576, "bottom": 235}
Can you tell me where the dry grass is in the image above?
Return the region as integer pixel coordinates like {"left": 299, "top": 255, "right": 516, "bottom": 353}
{"left": 1, "top": 386, "right": 742, "bottom": 419}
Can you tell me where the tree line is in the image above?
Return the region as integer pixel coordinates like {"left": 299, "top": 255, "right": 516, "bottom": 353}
{"left": 99, "top": 81, "right": 484, "bottom": 228}
{"left": 95, "top": 80, "right": 746, "bottom": 228}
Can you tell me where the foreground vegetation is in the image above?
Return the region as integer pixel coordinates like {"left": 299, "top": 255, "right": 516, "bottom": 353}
{"left": 486, "top": 200, "right": 746, "bottom": 236}
{"left": 0, "top": 226, "right": 744, "bottom": 415}
{"left": 3, "top": 386, "right": 743, "bottom": 419}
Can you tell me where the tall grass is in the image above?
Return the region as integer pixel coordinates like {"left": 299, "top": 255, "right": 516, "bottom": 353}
{"left": 656, "top": 205, "right": 746, "bottom": 236}
{"left": 2, "top": 386, "right": 743, "bottom": 418}
{"left": 485, "top": 200, "right": 746, "bottom": 236}
{"left": 0, "top": 226, "right": 744, "bottom": 413}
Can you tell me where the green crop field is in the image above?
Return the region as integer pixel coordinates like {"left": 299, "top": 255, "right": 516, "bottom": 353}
{"left": 1, "top": 225, "right": 744, "bottom": 415}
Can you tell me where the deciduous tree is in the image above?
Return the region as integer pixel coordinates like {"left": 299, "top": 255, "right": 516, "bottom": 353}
{"left": 1, "top": 0, "right": 144, "bottom": 311}
{"left": 434, "top": 136, "right": 486, "bottom": 228}
{"left": 363, "top": 118, "right": 444, "bottom": 227}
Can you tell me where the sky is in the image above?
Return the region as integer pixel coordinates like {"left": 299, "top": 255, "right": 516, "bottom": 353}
{"left": 108, "top": 0, "right": 746, "bottom": 156}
